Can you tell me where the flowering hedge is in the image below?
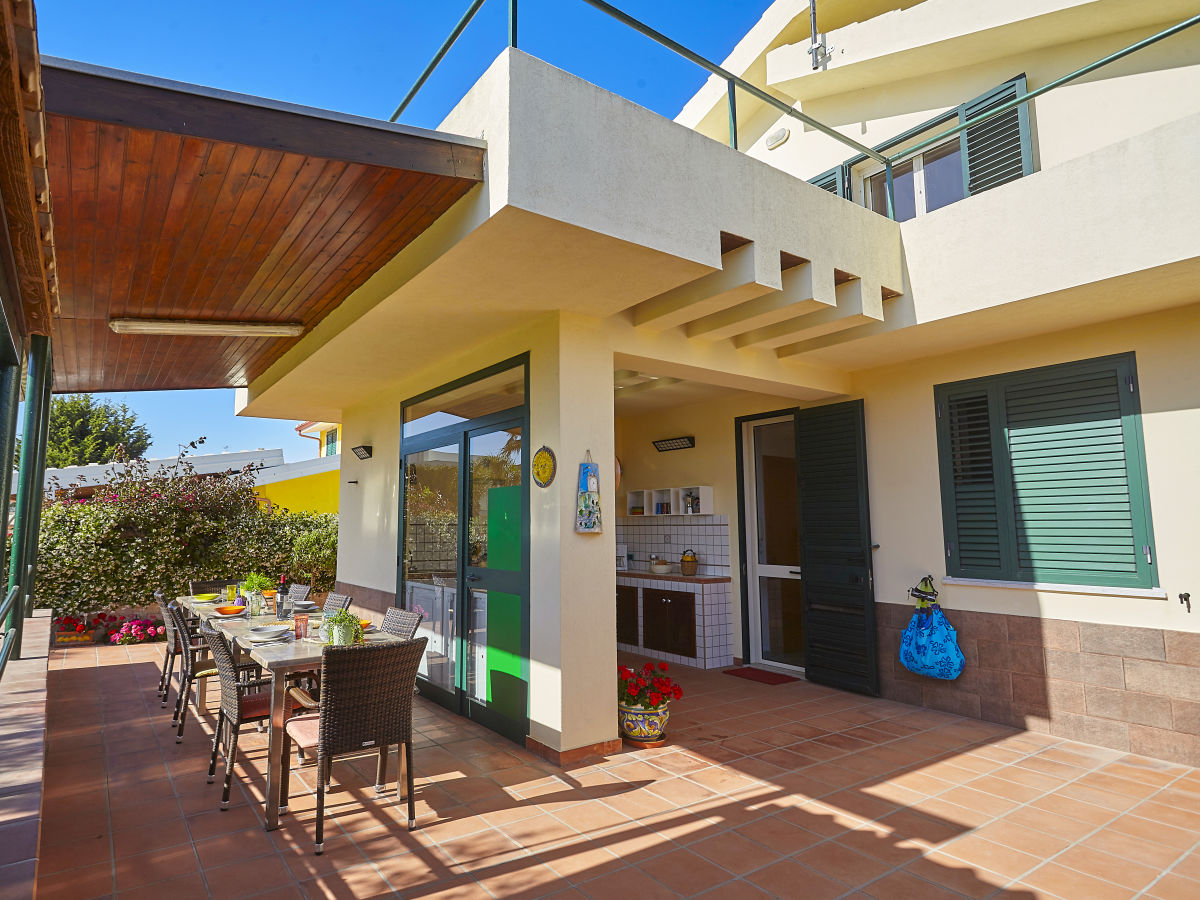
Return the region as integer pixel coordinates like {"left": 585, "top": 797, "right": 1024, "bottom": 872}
{"left": 35, "top": 446, "right": 338, "bottom": 618}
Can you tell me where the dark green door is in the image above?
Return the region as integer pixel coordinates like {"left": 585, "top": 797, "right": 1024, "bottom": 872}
{"left": 796, "top": 400, "right": 879, "bottom": 696}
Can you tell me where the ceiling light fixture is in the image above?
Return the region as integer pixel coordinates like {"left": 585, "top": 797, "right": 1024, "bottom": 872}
{"left": 108, "top": 318, "right": 304, "bottom": 337}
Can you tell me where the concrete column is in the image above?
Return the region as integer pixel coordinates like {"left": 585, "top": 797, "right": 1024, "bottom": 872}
{"left": 527, "top": 312, "right": 619, "bottom": 761}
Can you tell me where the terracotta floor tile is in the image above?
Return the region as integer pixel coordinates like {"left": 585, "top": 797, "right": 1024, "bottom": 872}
{"left": 637, "top": 847, "right": 736, "bottom": 896}
{"left": 861, "top": 870, "right": 967, "bottom": 900}
{"left": 1080, "top": 827, "right": 1184, "bottom": 870}
{"left": 192, "top": 824, "right": 278, "bottom": 870}
{"left": 733, "top": 814, "right": 821, "bottom": 855}
{"left": 688, "top": 830, "right": 781, "bottom": 875}
{"left": 579, "top": 866, "right": 679, "bottom": 900}
{"left": 1054, "top": 844, "right": 1161, "bottom": 891}
{"left": 34, "top": 860, "right": 113, "bottom": 900}
{"left": 938, "top": 785, "right": 1020, "bottom": 816}
{"left": 939, "top": 834, "right": 1041, "bottom": 880}
{"left": 298, "top": 861, "right": 395, "bottom": 899}
{"left": 1029, "top": 793, "right": 1117, "bottom": 827}
{"left": 746, "top": 859, "right": 846, "bottom": 900}
{"left": 794, "top": 840, "right": 892, "bottom": 888}
{"left": 112, "top": 817, "right": 192, "bottom": 859}
{"left": 535, "top": 837, "right": 624, "bottom": 883}
{"left": 203, "top": 853, "right": 296, "bottom": 899}
{"left": 113, "top": 843, "right": 199, "bottom": 892}
{"left": 1107, "top": 814, "right": 1200, "bottom": 851}
{"left": 902, "top": 853, "right": 1011, "bottom": 900}
{"left": 1023, "top": 862, "right": 1137, "bottom": 900}
{"left": 118, "top": 871, "right": 210, "bottom": 900}
{"left": 1002, "top": 805, "right": 1096, "bottom": 843}
{"left": 1145, "top": 873, "right": 1200, "bottom": 900}
{"left": 972, "top": 820, "right": 1070, "bottom": 858}
{"left": 37, "top": 831, "right": 111, "bottom": 875}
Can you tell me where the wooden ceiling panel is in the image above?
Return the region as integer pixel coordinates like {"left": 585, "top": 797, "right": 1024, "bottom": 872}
{"left": 43, "top": 60, "right": 484, "bottom": 393}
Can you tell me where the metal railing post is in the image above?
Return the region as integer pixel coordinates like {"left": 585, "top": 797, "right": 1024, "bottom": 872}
{"left": 509, "top": 0, "right": 518, "bottom": 49}
{"left": 0, "top": 364, "right": 20, "bottom": 583}
{"left": 884, "top": 160, "right": 895, "bottom": 221}
{"left": 26, "top": 340, "right": 52, "bottom": 617}
{"left": 9, "top": 334, "right": 52, "bottom": 636}
{"left": 726, "top": 79, "right": 738, "bottom": 150}
{"left": 389, "top": 0, "right": 490, "bottom": 122}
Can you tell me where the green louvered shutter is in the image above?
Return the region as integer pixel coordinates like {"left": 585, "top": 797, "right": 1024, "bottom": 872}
{"left": 809, "top": 164, "right": 849, "bottom": 198}
{"left": 958, "top": 75, "right": 1033, "bottom": 196}
{"left": 1000, "top": 355, "right": 1155, "bottom": 588}
{"left": 936, "top": 386, "right": 1009, "bottom": 578}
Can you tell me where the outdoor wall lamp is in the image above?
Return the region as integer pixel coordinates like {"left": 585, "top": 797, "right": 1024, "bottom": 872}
{"left": 351, "top": 445, "right": 373, "bottom": 460}
{"left": 108, "top": 317, "right": 304, "bottom": 337}
{"left": 652, "top": 436, "right": 695, "bottom": 452}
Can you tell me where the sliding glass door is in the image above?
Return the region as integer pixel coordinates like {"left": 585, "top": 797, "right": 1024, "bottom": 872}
{"left": 400, "top": 359, "right": 530, "bottom": 743}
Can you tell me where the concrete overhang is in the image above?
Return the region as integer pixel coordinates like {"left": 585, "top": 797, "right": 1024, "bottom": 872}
{"left": 785, "top": 110, "right": 1200, "bottom": 370}
{"left": 240, "top": 50, "right": 903, "bottom": 423}
{"left": 766, "top": 0, "right": 1199, "bottom": 104}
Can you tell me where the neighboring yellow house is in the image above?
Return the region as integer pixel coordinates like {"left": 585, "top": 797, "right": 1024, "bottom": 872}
{"left": 297, "top": 421, "right": 342, "bottom": 459}
{"left": 254, "top": 428, "right": 340, "bottom": 514}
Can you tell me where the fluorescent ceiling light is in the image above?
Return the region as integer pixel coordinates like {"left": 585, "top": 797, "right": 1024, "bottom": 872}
{"left": 108, "top": 318, "right": 304, "bottom": 337}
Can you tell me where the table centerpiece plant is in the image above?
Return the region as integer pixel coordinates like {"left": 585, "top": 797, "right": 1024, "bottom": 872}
{"left": 325, "top": 607, "right": 363, "bottom": 646}
{"left": 617, "top": 661, "right": 683, "bottom": 747}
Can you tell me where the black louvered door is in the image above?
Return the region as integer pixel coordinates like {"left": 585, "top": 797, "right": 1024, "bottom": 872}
{"left": 796, "top": 400, "right": 879, "bottom": 696}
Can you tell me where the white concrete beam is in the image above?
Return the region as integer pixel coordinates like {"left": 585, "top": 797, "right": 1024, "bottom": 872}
{"left": 686, "top": 261, "right": 837, "bottom": 340}
{"left": 733, "top": 277, "right": 883, "bottom": 351}
{"left": 631, "top": 243, "right": 782, "bottom": 330}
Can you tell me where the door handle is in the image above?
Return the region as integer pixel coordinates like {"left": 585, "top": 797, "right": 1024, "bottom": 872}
{"left": 465, "top": 574, "right": 480, "bottom": 582}
{"left": 788, "top": 570, "right": 802, "bottom": 576}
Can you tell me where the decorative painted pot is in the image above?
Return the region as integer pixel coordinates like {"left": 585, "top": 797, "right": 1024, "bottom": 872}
{"left": 618, "top": 702, "right": 670, "bottom": 743}
{"left": 328, "top": 622, "right": 357, "bottom": 646}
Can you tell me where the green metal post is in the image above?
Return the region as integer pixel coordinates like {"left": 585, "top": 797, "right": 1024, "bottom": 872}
{"left": 9, "top": 335, "right": 51, "bottom": 632}
{"left": 25, "top": 340, "right": 52, "bottom": 616}
{"left": 0, "top": 364, "right": 20, "bottom": 642}
{"left": 884, "top": 160, "right": 896, "bottom": 221}
{"left": 509, "top": 0, "right": 518, "bottom": 49}
{"left": 726, "top": 79, "right": 738, "bottom": 149}
{"left": 389, "top": 0, "right": 489, "bottom": 122}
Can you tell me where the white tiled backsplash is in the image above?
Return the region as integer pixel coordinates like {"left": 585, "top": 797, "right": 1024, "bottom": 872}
{"left": 615, "top": 514, "right": 731, "bottom": 577}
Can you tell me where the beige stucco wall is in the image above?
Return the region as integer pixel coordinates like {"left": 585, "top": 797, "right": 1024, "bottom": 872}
{"left": 857, "top": 302, "right": 1200, "bottom": 635}
{"left": 335, "top": 312, "right": 618, "bottom": 754}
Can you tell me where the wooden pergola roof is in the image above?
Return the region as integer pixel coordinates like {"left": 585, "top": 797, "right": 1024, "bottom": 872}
{"left": 43, "top": 58, "right": 485, "bottom": 392}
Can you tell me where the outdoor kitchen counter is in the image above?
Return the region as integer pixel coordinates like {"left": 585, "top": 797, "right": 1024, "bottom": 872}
{"left": 616, "top": 570, "right": 731, "bottom": 585}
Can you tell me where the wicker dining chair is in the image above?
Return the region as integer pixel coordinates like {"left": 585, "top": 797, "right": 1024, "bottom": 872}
{"left": 166, "top": 604, "right": 221, "bottom": 743}
{"left": 189, "top": 578, "right": 237, "bottom": 595}
{"left": 287, "top": 583, "right": 312, "bottom": 604}
{"left": 321, "top": 592, "right": 352, "bottom": 616}
{"left": 199, "top": 621, "right": 298, "bottom": 809}
{"left": 156, "top": 593, "right": 184, "bottom": 707}
{"left": 280, "top": 638, "right": 428, "bottom": 854}
{"left": 381, "top": 608, "right": 423, "bottom": 641}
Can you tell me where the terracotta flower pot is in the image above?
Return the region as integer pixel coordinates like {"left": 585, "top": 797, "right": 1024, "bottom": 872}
{"left": 618, "top": 701, "right": 670, "bottom": 745}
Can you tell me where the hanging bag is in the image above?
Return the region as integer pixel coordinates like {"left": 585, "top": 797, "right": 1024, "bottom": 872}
{"left": 899, "top": 576, "right": 965, "bottom": 680}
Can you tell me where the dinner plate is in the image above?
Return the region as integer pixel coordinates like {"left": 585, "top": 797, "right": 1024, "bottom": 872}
{"left": 245, "top": 631, "right": 291, "bottom": 643}
{"left": 210, "top": 608, "right": 247, "bottom": 618}
{"left": 249, "top": 624, "right": 291, "bottom": 638}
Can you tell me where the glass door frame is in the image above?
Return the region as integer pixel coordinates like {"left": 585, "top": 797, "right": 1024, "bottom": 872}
{"left": 734, "top": 407, "right": 800, "bottom": 669}
{"left": 739, "top": 413, "right": 806, "bottom": 673}
{"left": 398, "top": 355, "right": 531, "bottom": 744}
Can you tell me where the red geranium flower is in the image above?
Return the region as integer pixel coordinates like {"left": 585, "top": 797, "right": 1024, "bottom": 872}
{"left": 658, "top": 662, "right": 668, "bottom": 671}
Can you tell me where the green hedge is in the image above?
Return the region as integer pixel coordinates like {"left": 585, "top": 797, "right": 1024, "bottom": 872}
{"left": 35, "top": 451, "right": 338, "bottom": 617}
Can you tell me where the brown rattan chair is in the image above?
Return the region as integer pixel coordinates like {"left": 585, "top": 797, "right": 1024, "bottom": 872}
{"left": 156, "top": 592, "right": 189, "bottom": 707}
{"left": 287, "top": 583, "right": 312, "bottom": 604}
{"left": 280, "top": 638, "right": 428, "bottom": 854}
{"left": 166, "top": 604, "right": 221, "bottom": 743}
{"left": 381, "top": 607, "right": 423, "bottom": 641}
{"left": 189, "top": 578, "right": 237, "bottom": 595}
{"left": 200, "top": 621, "right": 297, "bottom": 809}
{"left": 321, "top": 592, "right": 352, "bottom": 616}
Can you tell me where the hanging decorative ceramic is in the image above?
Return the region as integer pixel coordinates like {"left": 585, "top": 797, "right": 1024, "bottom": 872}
{"left": 575, "top": 452, "right": 602, "bottom": 533}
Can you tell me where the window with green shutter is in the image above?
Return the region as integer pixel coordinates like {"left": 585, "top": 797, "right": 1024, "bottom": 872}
{"left": 934, "top": 353, "right": 1157, "bottom": 589}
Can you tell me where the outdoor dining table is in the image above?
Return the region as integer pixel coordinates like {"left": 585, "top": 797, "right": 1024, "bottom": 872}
{"left": 177, "top": 595, "right": 406, "bottom": 830}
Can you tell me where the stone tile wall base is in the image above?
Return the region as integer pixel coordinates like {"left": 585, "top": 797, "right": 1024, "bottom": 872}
{"left": 876, "top": 602, "right": 1200, "bottom": 766}
{"left": 525, "top": 735, "right": 623, "bottom": 767}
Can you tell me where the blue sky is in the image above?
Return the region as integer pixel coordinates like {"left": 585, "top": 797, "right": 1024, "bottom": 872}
{"left": 37, "top": 0, "right": 772, "bottom": 459}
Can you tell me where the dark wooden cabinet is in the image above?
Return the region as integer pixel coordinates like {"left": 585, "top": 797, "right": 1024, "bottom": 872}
{"left": 616, "top": 585, "right": 639, "bottom": 645}
{"left": 641, "top": 588, "right": 696, "bottom": 658}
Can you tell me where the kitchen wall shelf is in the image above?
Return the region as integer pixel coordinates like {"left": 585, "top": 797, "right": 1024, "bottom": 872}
{"left": 624, "top": 485, "right": 713, "bottom": 516}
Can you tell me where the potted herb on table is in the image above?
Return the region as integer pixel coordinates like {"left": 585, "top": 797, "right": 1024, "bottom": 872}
{"left": 617, "top": 661, "right": 683, "bottom": 748}
{"left": 325, "top": 607, "right": 363, "bottom": 646}
{"left": 242, "top": 572, "right": 275, "bottom": 615}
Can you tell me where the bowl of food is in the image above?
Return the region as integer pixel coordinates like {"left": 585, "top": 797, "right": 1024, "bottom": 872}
{"left": 214, "top": 605, "right": 245, "bottom": 616}
{"left": 192, "top": 593, "right": 221, "bottom": 602}
{"left": 262, "top": 589, "right": 277, "bottom": 599}
{"left": 650, "top": 562, "right": 673, "bottom": 575}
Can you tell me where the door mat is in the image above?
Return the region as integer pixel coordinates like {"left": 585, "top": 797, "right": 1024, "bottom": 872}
{"left": 723, "top": 667, "right": 798, "bottom": 685}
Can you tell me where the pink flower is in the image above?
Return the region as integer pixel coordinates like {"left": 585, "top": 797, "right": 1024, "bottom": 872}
{"left": 157, "top": 626, "right": 165, "bottom": 636}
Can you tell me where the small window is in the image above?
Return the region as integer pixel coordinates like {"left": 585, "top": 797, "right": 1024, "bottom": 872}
{"left": 324, "top": 429, "right": 338, "bottom": 456}
{"left": 865, "top": 141, "right": 962, "bottom": 221}
{"left": 934, "top": 354, "right": 1156, "bottom": 589}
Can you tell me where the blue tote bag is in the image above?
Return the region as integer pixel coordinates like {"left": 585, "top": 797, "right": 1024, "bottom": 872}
{"left": 899, "top": 577, "right": 965, "bottom": 680}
